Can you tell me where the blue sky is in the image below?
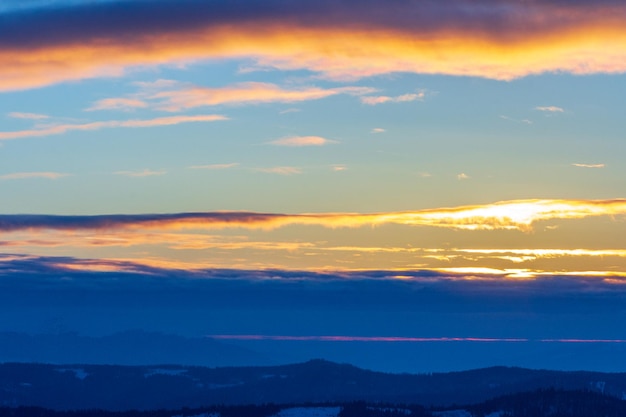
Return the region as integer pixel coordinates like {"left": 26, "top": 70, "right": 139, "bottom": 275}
{"left": 1, "top": 0, "right": 626, "bottom": 371}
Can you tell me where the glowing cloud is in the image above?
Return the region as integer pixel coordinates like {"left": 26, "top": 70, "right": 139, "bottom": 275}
{"left": 2, "top": 1, "right": 626, "bottom": 91}
{"left": 0, "top": 198, "right": 624, "bottom": 232}
{"left": 269, "top": 136, "right": 335, "bottom": 147}
{"left": 535, "top": 106, "right": 565, "bottom": 113}
{"left": 0, "top": 114, "right": 228, "bottom": 141}
{"left": 572, "top": 163, "right": 605, "bottom": 168}
{"left": 361, "top": 92, "right": 424, "bottom": 105}
{"left": 208, "top": 335, "right": 529, "bottom": 343}
{"left": 150, "top": 83, "right": 374, "bottom": 111}
{"left": 86, "top": 97, "right": 148, "bottom": 111}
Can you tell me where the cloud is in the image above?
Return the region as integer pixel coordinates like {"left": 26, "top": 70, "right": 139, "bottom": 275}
{"left": 1, "top": 254, "right": 626, "bottom": 293}
{"left": 7, "top": 112, "right": 49, "bottom": 120}
{"left": 257, "top": 166, "right": 302, "bottom": 175}
{"left": 572, "top": 163, "right": 605, "bottom": 168}
{"left": 188, "top": 163, "right": 239, "bottom": 170}
{"left": 2, "top": 0, "right": 626, "bottom": 91}
{"left": 0, "top": 198, "right": 624, "bottom": 233}
{"left": 457, "top": 173, "right": 469, "bottom": 180}
{"left": 332, "top": 164, "right": 347, "bottom": 172}
{"left": 209, "top": 335, "right": 529, "bottom": 343}
{"left": 371, "top": 128, "right": 385, "bottom": 134}
{"left": 0, "top": 114, "right": 227, "bottom": 141}
{"left": 150, "top": 83, "right": 374, "bottom": 111}
{"left": 0, "top": 171, "right": 69, "bottom": 180}
{"left": 86, "top": 98, "right": 148, "bottom": 111}
{"left": 535, "top": 106, "right": 565, "bottom": 113}
{"left": 500, "top": 115, "right": 533, "bottom": 124}
{"left": 114, "top": 169, "right": 166, "bottom": 177}
{"left": 361, "top": 92, "right": 424, "bottom": 105}
{"left": 279, "top": 108, "right": 301, "bottom": 114}
{"left": 269, "top": 136, "right": 335, "bottom": 147}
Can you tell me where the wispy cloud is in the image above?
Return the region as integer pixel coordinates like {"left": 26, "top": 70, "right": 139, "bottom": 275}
{"left": 499, "top": 115, "right": 533, "bottom": 124}
{"left": 257, "top": 166, "right": 302, "bottom": 175}
{"left": 361, "top": 92, "right": 424, "bottom": 105}
{"left": 150, "top": 83, "right": 375, "bottom": 111}
{"left": 371, "top": 128, "right": 385, "bottom": 134}
{"left": 0, "top": 114, "right": 227, "bottom": 141}
{"left": 332, "top": 164, "right": 348, "bottom": 172}
{"left": 0, "top": 199, "right": 624, "bottom": 233}
{"left": 86, "top": 97, "right": 148, "bottom": 111}
{"left": 7, "top": 112, "right": 50, "bottom": 120}
{"left": 188, "top": 163, "right": 239, "bottom": 170}
{"left": 114, "top": 169, "right": 166, "bottom": 177}
{"left": 0, "top": 171, "right": 69, "bottom": 180}
{"left": 572, "top": 163, "right": 605, "bottom": 168}
{"left": 457, "top": 173, "right": 469, "bottom": 180}
{"left": 3, "top": 1, "right": 626, "bottom": 91}
{"left": 535, "top": 106, "right": 565, "bottom": 113}
{"left": 268, "top": 136, "right": 336, "bottom": 147}
{"left": 279, "top": 108, "right": 301, "bottom": 114}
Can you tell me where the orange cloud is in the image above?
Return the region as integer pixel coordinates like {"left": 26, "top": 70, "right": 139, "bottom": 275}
{"left": 2, "top": 1, "right": 626, "bottom": 91}
{"left": 572, "top": 163, "right": 605, "bottom": 168}
{"left": 151, "top": 83, "right": 374, "bottom": 111}
{"left": 86, "top": 97, "right": 148, "bottom": 111}
{"left": 269, "top": 136, "right": 335, "bottom": 147}
{"left": 361, "top": 92, "right": 424, "bottom": 105}
{"left": 0, "top": 198, "right": 624, "bottom": 232}
{"left": 0, "top": 114, "right": 227, "bottom": 141}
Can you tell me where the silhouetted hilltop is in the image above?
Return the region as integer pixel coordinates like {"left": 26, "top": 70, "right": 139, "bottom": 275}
{"left": 1, "top": 360, "right": 626, "bottom": 411}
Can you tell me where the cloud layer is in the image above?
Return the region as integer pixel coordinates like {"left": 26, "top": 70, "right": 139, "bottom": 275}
{"left": 0, "top": 198, "right": 624, "bottom": 232}
{"left": 2, "top": 0, "right": 626, "bottom": 91}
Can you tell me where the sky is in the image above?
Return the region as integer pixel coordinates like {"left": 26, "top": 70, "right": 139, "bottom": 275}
{"left": 1, "top": 0, "right": 626, "bottom": 372}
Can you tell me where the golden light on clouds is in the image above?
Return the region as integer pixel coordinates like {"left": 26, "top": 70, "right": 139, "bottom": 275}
{"left": 3, "top": 2, "right": 626, "bottom": 91}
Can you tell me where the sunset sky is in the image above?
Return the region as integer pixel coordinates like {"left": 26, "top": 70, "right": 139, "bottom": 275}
{"left": 1, "top": 0, "right": 626, "bottom": 371}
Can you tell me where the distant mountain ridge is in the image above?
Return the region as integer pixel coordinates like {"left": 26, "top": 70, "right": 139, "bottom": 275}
{"left": 2, "top": 360, "right": 626, "bottom": 411}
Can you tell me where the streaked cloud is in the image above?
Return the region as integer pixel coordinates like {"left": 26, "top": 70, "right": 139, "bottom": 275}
{"left": 499, "top": 115, "right": 533, "bottom": 124}
{"left": 0, "top": 114, "right": 228, "bottom": 141}
{"left": 209, "top": 335, "right": 529, "bottom": 343}
{"left": 572, "top": 163, "right": 605, "bottom": 168}
{"left": 188, "top": 163, "right": 239, "bottom": 170}
{"left": 279, "top": 108, "right": 301, "bottom": 114}
{"left": 86, "top": 97, "right": 148, "bottom": 111}
{"left": 361, "top": 92, "right": 424, "bottom": 105}
{"left": 535, "top": 106, "right": 565, "bottom": 113}
{"left": 0, "top": 171, "right": 69, "bottom": 180}
{"left": 7, "top": 112, "right": 49, "bottom": 120}
{"left": 0, "top": 198, "right": 624, "bottom": 233}
{"left": 371, "top": 128, "right": 385, "bottom": 134}
{"left": 150, "top": 83, "right": 375, "bottom": 111}
{"left": 332, "top": 164, "right": 347, "bottom": 172}
{"left": 3, "top": 1, "right": 626, "bottom": 92}
{"left": 114, "top": 169, "right": 166, "bottom": 177}
{"left": 268, "top": 136, "right": 335, "bottom": 147}
{"left": 257, "top": 166, "right": 302, "bottom": 175}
